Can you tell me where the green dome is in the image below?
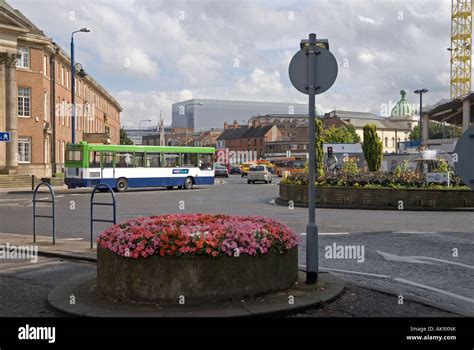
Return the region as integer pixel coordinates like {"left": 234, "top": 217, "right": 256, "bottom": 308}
{"left": 391, "top": 90, "right": 414, "bottom": 119}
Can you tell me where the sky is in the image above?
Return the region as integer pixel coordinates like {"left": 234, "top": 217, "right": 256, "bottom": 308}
{"left": 11, "top": 0, "right": 453, "bottom": 127}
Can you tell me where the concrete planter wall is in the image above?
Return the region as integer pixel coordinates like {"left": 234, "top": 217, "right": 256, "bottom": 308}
{"left": 278, "top": 183, "right": 474, "bottom": 211}
{"left": 97, "top": 247, "right": 298, "bottom": 304}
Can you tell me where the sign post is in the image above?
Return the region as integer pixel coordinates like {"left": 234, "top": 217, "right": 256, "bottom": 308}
{"left": 289, "top": 33, "right": 338, "bottom": 284}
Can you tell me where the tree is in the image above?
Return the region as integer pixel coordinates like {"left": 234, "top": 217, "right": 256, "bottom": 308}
{"left": 322, "top": 124, "right": 361, "bottom": 143}
{"left": 362, "top": 124, "right": 383, "bottom": 172}
{"left": 120, "top": 128, "right": 134, "bottom": 145}
{"left": 315, "top": 119, "right": 324, "bottom": 177}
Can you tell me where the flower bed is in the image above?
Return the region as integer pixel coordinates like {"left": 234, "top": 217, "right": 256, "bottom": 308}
{"left": 97, "top": 214, "right": 298, "bottom": 259}
{"left": 97, "top": 214, "right": 299, "bottom": 303}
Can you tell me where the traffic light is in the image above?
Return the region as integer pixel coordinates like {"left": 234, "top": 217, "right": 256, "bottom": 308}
{"left": 327, "top": 146, "right": 333, "bottom": 157}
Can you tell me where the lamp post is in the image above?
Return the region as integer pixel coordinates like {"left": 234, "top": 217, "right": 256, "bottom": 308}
{"left": 414, "top": 89, "right": 428, "bottom": 146}
{"left": 183, "top": 102, "right": 203, "bottom": 146}
{"left": 71, "top": 27, "right": 91, "bottom": 144}
{"left": 139, "top": 119, "right": 152, "bottom": 129}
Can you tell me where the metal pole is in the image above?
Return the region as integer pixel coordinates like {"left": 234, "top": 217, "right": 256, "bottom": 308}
{"left": 184, "top": 105, "right": 188, "bottom": 146}
{"left": 306, "top": 33, "right": 318, "bottom": 284}
{"left": 419, "top": 92, "right": 422, "bottom": 146}
{"left": 71, "top": 35, "right": 76, "bottom": 144}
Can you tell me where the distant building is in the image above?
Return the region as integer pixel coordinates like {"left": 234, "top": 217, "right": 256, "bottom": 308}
{"left": 171, "top": 99, "right": 315, "bottom": 132}
{"left": 216, "top": 120, "right": 280, "bottom": 160}
{"left": 123, "top": 126, "right": 159, "bottom": 145}
{"left": 324, "top": 91, "right": 417, "bottom": 154}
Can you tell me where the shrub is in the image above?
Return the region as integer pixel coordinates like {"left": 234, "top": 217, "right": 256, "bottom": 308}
{"left": 97, "top": 214, "right": 298, "bottom": 259}
{"left": 362, "top": 124, "right": 383, "bottom": 172}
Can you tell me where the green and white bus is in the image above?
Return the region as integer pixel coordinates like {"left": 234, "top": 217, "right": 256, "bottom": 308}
{"left": 64, "top": 142, "right": 215, "bottom": 191}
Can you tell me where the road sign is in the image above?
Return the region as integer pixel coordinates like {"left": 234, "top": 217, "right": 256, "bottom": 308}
{"left": 426, "top": 172, "right": 450, "bottom": 186}
{"left": 288, "top": 47, "right": 338, "bottom": 95}
{"left": 0, "top": 132, "right": 10, "bottom": 142}
{"left": 454, "top": 126, "right": 474, "bottom": 189}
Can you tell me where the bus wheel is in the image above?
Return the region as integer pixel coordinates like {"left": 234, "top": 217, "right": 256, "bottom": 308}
{"left": 184, "top": 177, "right": 193, "bottom": 190}
{"left": 116, "top": 178, "right": 128, "bottom": 192}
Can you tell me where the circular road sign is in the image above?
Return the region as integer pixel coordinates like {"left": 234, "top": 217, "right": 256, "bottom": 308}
{"left": 288, "top": 47, "right": 338, "bottom": 95}
{"left": 454, "top": 126, "right": 474, "bottom": 189}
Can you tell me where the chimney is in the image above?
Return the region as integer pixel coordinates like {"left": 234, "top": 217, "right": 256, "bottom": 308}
{"left": 224, "top": 122, "right": 228, "bottom": 130}
{"left": 233, "top": 120, "right": 238, "bottom": 129}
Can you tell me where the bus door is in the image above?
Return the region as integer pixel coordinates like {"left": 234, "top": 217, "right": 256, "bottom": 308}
{"left": 102, "top": 152, "right": 115, "bottom": 179}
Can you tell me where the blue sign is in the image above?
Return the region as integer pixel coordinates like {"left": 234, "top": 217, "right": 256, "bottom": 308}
{"left": 0, "top": 132, "right": 10, "bottom": 142}
{"left": 173, "top": 169, "right": 189, "bottom": 174}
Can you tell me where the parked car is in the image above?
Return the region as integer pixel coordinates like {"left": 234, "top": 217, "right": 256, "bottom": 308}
{"left": 247, "top": 165, "right": 272, "bottom": 184}
{"left": 215, "top": 164, "right": 229, "bottom": 177}
{"left": 229, "top": 165, "right": 242, "bottom": 175}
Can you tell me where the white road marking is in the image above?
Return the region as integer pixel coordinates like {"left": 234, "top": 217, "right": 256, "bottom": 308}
{"left": 269, "top": 199, "right": 275, "bottom": 204}
{"left": 394, "top": 277, "right": 474, "bottom": 305}
{"left": 61, "top": 238, "right": 84, "bottom": 241}
{"left": 56, "top": 195, "right": 64, "bottom": 198}
{"left": 0, "top": 259, "right": 63, "bottom": 274}
{"left": 407, "top": 256, "right": 474, "bottom": 270}
{"left": 319, "top": 267, "right": 391, "bottom": 279}
{"left": 392, "top": 231, "right": 437, "bottom": 234}
{"left": 300, "top": 232, "right": 350, "bottom": 236}
{"left": 376, "top": 250, "right": 435, "bottom": 265}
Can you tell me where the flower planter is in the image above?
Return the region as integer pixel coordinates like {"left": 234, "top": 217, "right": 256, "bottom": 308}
{"left": 96, "top": 214, "right": 299, "bottom": 304}
{"left": 97, "top": 246, "right": 298, "bottom": 304}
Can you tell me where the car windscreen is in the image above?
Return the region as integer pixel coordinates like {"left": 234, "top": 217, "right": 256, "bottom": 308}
{"left": 250, "top": 166, "right": 265, "bottom": 171}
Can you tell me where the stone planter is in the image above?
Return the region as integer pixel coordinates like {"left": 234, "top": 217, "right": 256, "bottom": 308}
{"left": 97, "top": 247, "right": 298, "bottom": 304}
{"left": 279, "top": 183, "right": 474, "bottom": 211}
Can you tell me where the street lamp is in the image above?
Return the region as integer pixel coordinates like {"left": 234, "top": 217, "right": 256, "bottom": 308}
{"left": 71, "top": 27, "right": 91, "bottom": 144}
{"left": 414, "top": 89, "right": 428, "bottom": 146}
{"left": 139, "top": 119, "right": 152, "bottom": 129}
{"left": 183, "top": 102, "right": 203, "bottom": 145}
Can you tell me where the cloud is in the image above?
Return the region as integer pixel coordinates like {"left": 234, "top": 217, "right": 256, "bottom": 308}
{"left": 358, "top": 15, "right": 375, "bottom": 24}
{"left": 9, "top": 0, "right": 454, "bottom": 127}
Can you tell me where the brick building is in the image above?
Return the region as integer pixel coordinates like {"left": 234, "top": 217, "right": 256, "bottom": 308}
{"left": 216, "top": 120, "right": 280, "bottom": 159}
{"left": 0, "top": 1, "right": 122, "bottom": 178}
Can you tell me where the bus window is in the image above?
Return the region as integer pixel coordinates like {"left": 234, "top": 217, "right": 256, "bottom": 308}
{"left": 198, "top": 154, "right": 213, "bottom": 170}
{"left": 89, "top": 151, "right": 100, "bottom": 168}
{"left": 116, "top": 152, "right": 133, "bottom": 168}
{"left": 182, "top": 153, "right": 197, "bottom": 167}
{"left": 66, "top": 150, "right": 82, "bottom": 162}
{"left": 146, "top": 153, "right": 161, "bottom": 167}
{"left": 102, "top": 152, "right": 114, "bottom": 168}
{"left": 134, "top": 152, "right": 145, "bottom": 167}
{"left": 163, "top": 154, "right": 180, "bottom": 167}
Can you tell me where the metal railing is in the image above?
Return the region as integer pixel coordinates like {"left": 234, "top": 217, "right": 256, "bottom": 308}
{"left": 90, "top": 184, "right": 116, "bottom": 249}
{"left": 32, "top": 182, "right": 56, "bottom": 244}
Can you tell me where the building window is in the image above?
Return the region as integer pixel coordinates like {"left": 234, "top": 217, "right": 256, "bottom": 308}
{"left": 61, "top": 66, "right": 65, "bottom": 85}
{"left": 384, "top": 137, "right": 388, "bottom": 147}
{"left": 44, "top": 91, "right": 49, "bottom": 122}
{"left": 18, "top": 137, "right": 31, "bottom": 163}
{"left": 61, "top": 141, "right": 65, "bottom": 163}
{"left": 16, "top": 47, "right": 29, "bottom": 68}
{"left": 43, "top": 55, "right": 48, "bottom": 76}
{"left": 18, "top": 87, "right": 31, "bottom": 117}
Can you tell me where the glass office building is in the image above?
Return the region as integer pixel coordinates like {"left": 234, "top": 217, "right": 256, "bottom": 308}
{"left": 172, "top": 99, "right": 310, "bottom": 132}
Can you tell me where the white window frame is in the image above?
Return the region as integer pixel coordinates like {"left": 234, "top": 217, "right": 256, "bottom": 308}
{"left": 16, "top": 47, "right": 29, "bottom": 69}
{"left": 18, "top": 87, "right": 31, "bottom": 118}
{"left": 43, "top": 55, "right": 48, "bottom": 76}
{"left": 44, "top": 91, "right": 49, "bottom": 122}
{"left": 18, "top": 137, "right": 31, "bottom": 163}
